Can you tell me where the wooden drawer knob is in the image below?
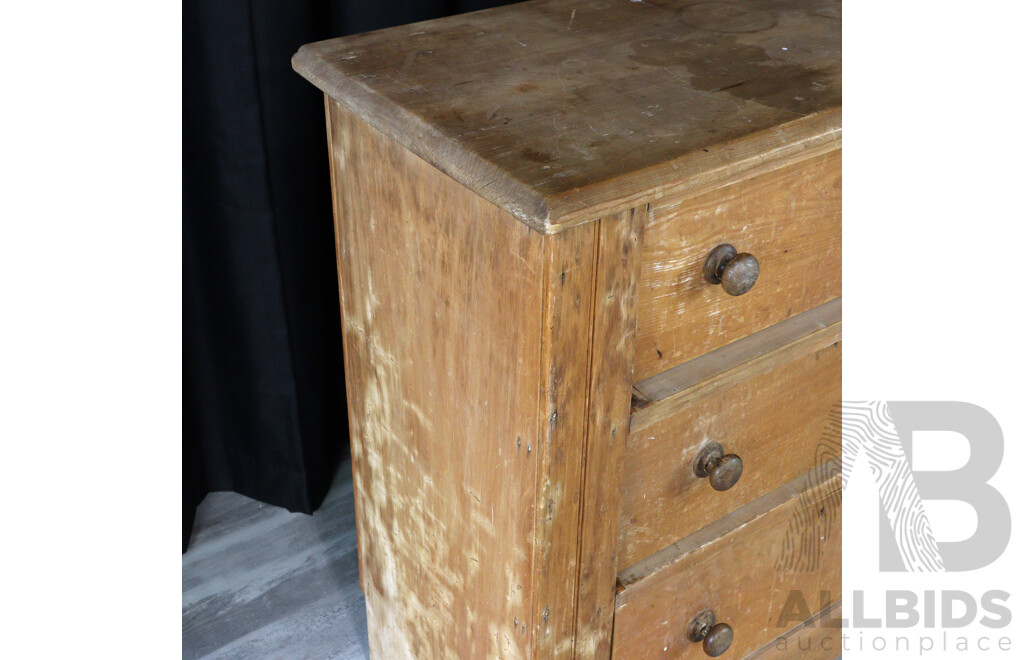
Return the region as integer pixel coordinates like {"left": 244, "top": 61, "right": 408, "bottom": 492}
{"left": 703, "top": 244, "right": 759, "bottom": 296}
{"left": 687, "top": 610, "right": 734, "bottom": 657}
{"left": 693, "top": 442, "right": 743, "bottom": 492}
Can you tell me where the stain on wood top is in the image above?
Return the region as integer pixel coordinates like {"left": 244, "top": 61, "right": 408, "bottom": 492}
{"left": 293, "top": 0, "right": 841, "bottom": 232}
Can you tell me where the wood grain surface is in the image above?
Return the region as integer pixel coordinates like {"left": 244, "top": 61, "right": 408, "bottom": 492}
{"left": 533, "top": 221, "right": 599, "bottom": 659}
{"left": 631, "top": 298, "right": 841, "bottom": 419}
{"left": 746, "top": 600, "right": 842, "bottom": 660}
{"left": 327, "top": 99, "right": 657, "bottom": 659}
{"left": 619, "top": 338, "right": 841, "bottom": 568}
{"left": 573, "top": 207, "right": 647, "bottom": 658}
{"left": 613, "top": 472, "right": 842, "bottom": 660}
{"left": 294, "top": 0, "right": 841, "bottom": 232}
{"left": 634, "top": 148, "right": 841, "bottom": 380}
{"left": 330, "top": 100, "right": 550, "bottom": 659}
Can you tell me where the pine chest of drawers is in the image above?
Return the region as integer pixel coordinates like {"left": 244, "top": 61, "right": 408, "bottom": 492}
{"left": 294, "top": 0, "right": 841, "bottom": 657}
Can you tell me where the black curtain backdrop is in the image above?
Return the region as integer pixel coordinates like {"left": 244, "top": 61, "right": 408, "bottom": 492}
{"left": 183, "top": 0, "right": 515, "bottom": 551}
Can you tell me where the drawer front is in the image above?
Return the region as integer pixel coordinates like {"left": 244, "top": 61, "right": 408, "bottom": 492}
{"left": 634, "top": 148, "right": 841, "bottom": 381}
{"left": 746, "top": 601, "right": 842, "bottom": 660}
{"left": 612, "top": 474, "right": 842, "bottom": 660}
{"left": 619, "top": 339, "right": 841, "bottom": 569}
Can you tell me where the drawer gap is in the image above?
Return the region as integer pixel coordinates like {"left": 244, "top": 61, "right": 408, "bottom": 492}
{"left": 630, "top": 297, "right": 841, "bottom": 432}
{"left": 745, "top": 599, "right": 843, "bottom": 659}
{"left": 617, "top": 459, "right": 841, "bottom": 591}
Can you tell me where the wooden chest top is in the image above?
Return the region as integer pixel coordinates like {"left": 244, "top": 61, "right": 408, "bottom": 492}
{"left": 293, "top": 0, "right": 841, "bottom": 232}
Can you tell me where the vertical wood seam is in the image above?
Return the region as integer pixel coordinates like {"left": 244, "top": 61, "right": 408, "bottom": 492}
{"left": 532, "top": 224, "right": 601, "bottom": 659}
{"left": 529, "top": 227, "right": 550, "bottom": 656}
{"left": 573, "top": 205, "right": 647, "bottom": 658}
{"left": 568, "top": 216, "right": 608, "bottom": 657}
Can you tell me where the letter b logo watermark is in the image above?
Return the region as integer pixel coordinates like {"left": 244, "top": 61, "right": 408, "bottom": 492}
{"left": 843, "top": 401, "right": 1011, "bottom": 572}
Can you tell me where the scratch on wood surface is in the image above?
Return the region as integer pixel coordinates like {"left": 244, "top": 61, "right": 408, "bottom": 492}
{"left": 329, "top": 104, "right": 541, "bottom": 659}
{"left": 398, "top": 50, "right": 418, "bottom": 78}
{"left": 296, "top": 0, "right": 841, "bottom": 233}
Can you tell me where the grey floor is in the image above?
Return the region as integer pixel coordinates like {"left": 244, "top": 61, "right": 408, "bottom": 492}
{"left": 182, "top": 461, "right": 370, "bottom": 659}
